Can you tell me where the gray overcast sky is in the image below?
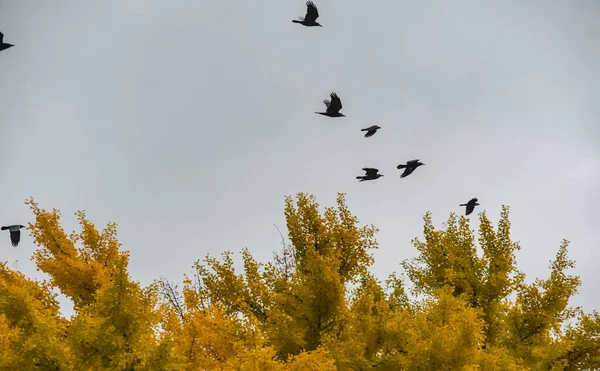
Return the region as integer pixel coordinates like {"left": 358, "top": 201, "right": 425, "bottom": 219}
{"left": 1, "top": 0, "right": 598, "bottom": 316}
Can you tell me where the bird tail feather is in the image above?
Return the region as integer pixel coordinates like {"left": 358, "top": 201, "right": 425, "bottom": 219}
{"left": 292, "top": 20, "right": 302, "bottom": 23}
{"left": 459, "top": 203, "right": 467, "bottom": 206}
{"left": 397, "top": 165, "right": 407, "bottom": 169}
{"left": 1, "top": 226, "right": 8, "bottom": 230}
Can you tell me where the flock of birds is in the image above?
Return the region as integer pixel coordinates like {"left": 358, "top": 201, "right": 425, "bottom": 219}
{"left": 293, "top": 2, "right": 482, "bottom": 214}
{"left": 0, "top": 2, "right": 481, "bottom": 248}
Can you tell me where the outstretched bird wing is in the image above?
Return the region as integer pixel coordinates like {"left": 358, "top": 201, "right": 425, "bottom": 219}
{"left": 0, "top": 32, "right": 4, "bottom": 44}
{"left": 327, "top": 92, "right": 342, "bottom": 114}
{"left": 400, "top": 167, "right": 415, "bottom": 178}
{"left": 407, "top": 159, "right": 420, "bottom": 165}
{"left": 364, "top": 129, "right": 376, "bottom": 137}
{"left": 465, "top": 203, "right": 475, "bottom": 215}
{"left": 470, "top": 197, "right": 478, "bottom": 204}
{"left": 305, "top": 1, "right": 319, "bottom": 23}
{"left": 363, "top": 168, "right": 379, "bottom": 176}
{"left": 9, "top": 230, "right": 20, "bottom": 247}
{"left": 322, "top": 99, "right": 331, "bottom": 108}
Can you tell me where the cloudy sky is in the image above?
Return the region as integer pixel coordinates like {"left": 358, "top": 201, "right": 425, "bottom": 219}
{"left": 1, "top": 0, "right": 598, "bottom": 316}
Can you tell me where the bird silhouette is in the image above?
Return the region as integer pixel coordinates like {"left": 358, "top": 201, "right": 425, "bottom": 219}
{"left": 315, "top": 92, "right": 345, "bottom": 117}
{"left": 460, "top": 198, "right": 480, "bottom": 215}
{"left": 292, "top": 1, "right": 322, "bottom": 27}
{"left": 396, "top": 159, "right": 425, "bottom": 178}
{"left": 0, "top": 32, "right": 14, "bottom": 52}
{"left": 356, "top": 168, "right": 384, "bottom": 181}
{"left": 361, "top": 125, "right": 381, "bottom": 137}
{"left": 1, "top": 225, "right": 25, "bottom": 247}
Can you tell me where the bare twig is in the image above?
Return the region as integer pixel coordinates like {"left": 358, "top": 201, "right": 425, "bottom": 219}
{"left": 273, "top": 224, "right": 296, "bottom": 281}
{"left": 158, "top": 277, "right": 186, "bottom": 321}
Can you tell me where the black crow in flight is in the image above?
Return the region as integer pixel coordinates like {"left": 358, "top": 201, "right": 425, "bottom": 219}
{"left": 315, "top": 92, "right": 345, "bottom": 117}
{"left": 293, "top": 1, "right": 322, "bottom": 27}
{"left": 460, "top": 198, "right": 480, "bottom": 216}
{"left": 356, "top": 168, "right": 384, "bottom": 182}
{"left": 361, "top": 125, "right": 381, "bottom": 138}
{"left": 397, "top": 159, "right": 425, "bottom": 178}
{"left": 1, "top": 225, "right": 25, "bottom": 247}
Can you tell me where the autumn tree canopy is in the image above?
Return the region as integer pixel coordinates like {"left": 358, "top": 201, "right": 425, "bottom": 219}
{"left": 0, "top": 193, "right": 598, "bottom": 370}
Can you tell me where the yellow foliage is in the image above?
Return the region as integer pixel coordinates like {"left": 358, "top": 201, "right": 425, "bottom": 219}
{"left": 0, "top": 193, "right": 598, "bottom": 370}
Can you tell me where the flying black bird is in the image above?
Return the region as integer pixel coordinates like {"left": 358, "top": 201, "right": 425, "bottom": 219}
{"left": 0, "top": 32, "right": 14, "bottom": 52}
{"left": 356, "top": 168, "right": 384, "bottom": 182}
{"left": 315, "top": 92, "right": 345, "bottom": 117}
{"left": 396, "top": 159, "right": 425, "bottom": 178}
{"left": 292, "top": 1, "right": 322, "bottom": 27}
{"left": 460, "top": 198, "right": 480, "bottom": 216}
{"left": 1, "top": 225, "right": 25, "bottom": 247}
{"left": 361, "top": 125, "right": 381, "bottom": 138}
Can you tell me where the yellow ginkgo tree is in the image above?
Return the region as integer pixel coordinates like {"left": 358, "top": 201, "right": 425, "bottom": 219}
{"left": 0, "top": 193, "right": 598, "bottom": 370}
